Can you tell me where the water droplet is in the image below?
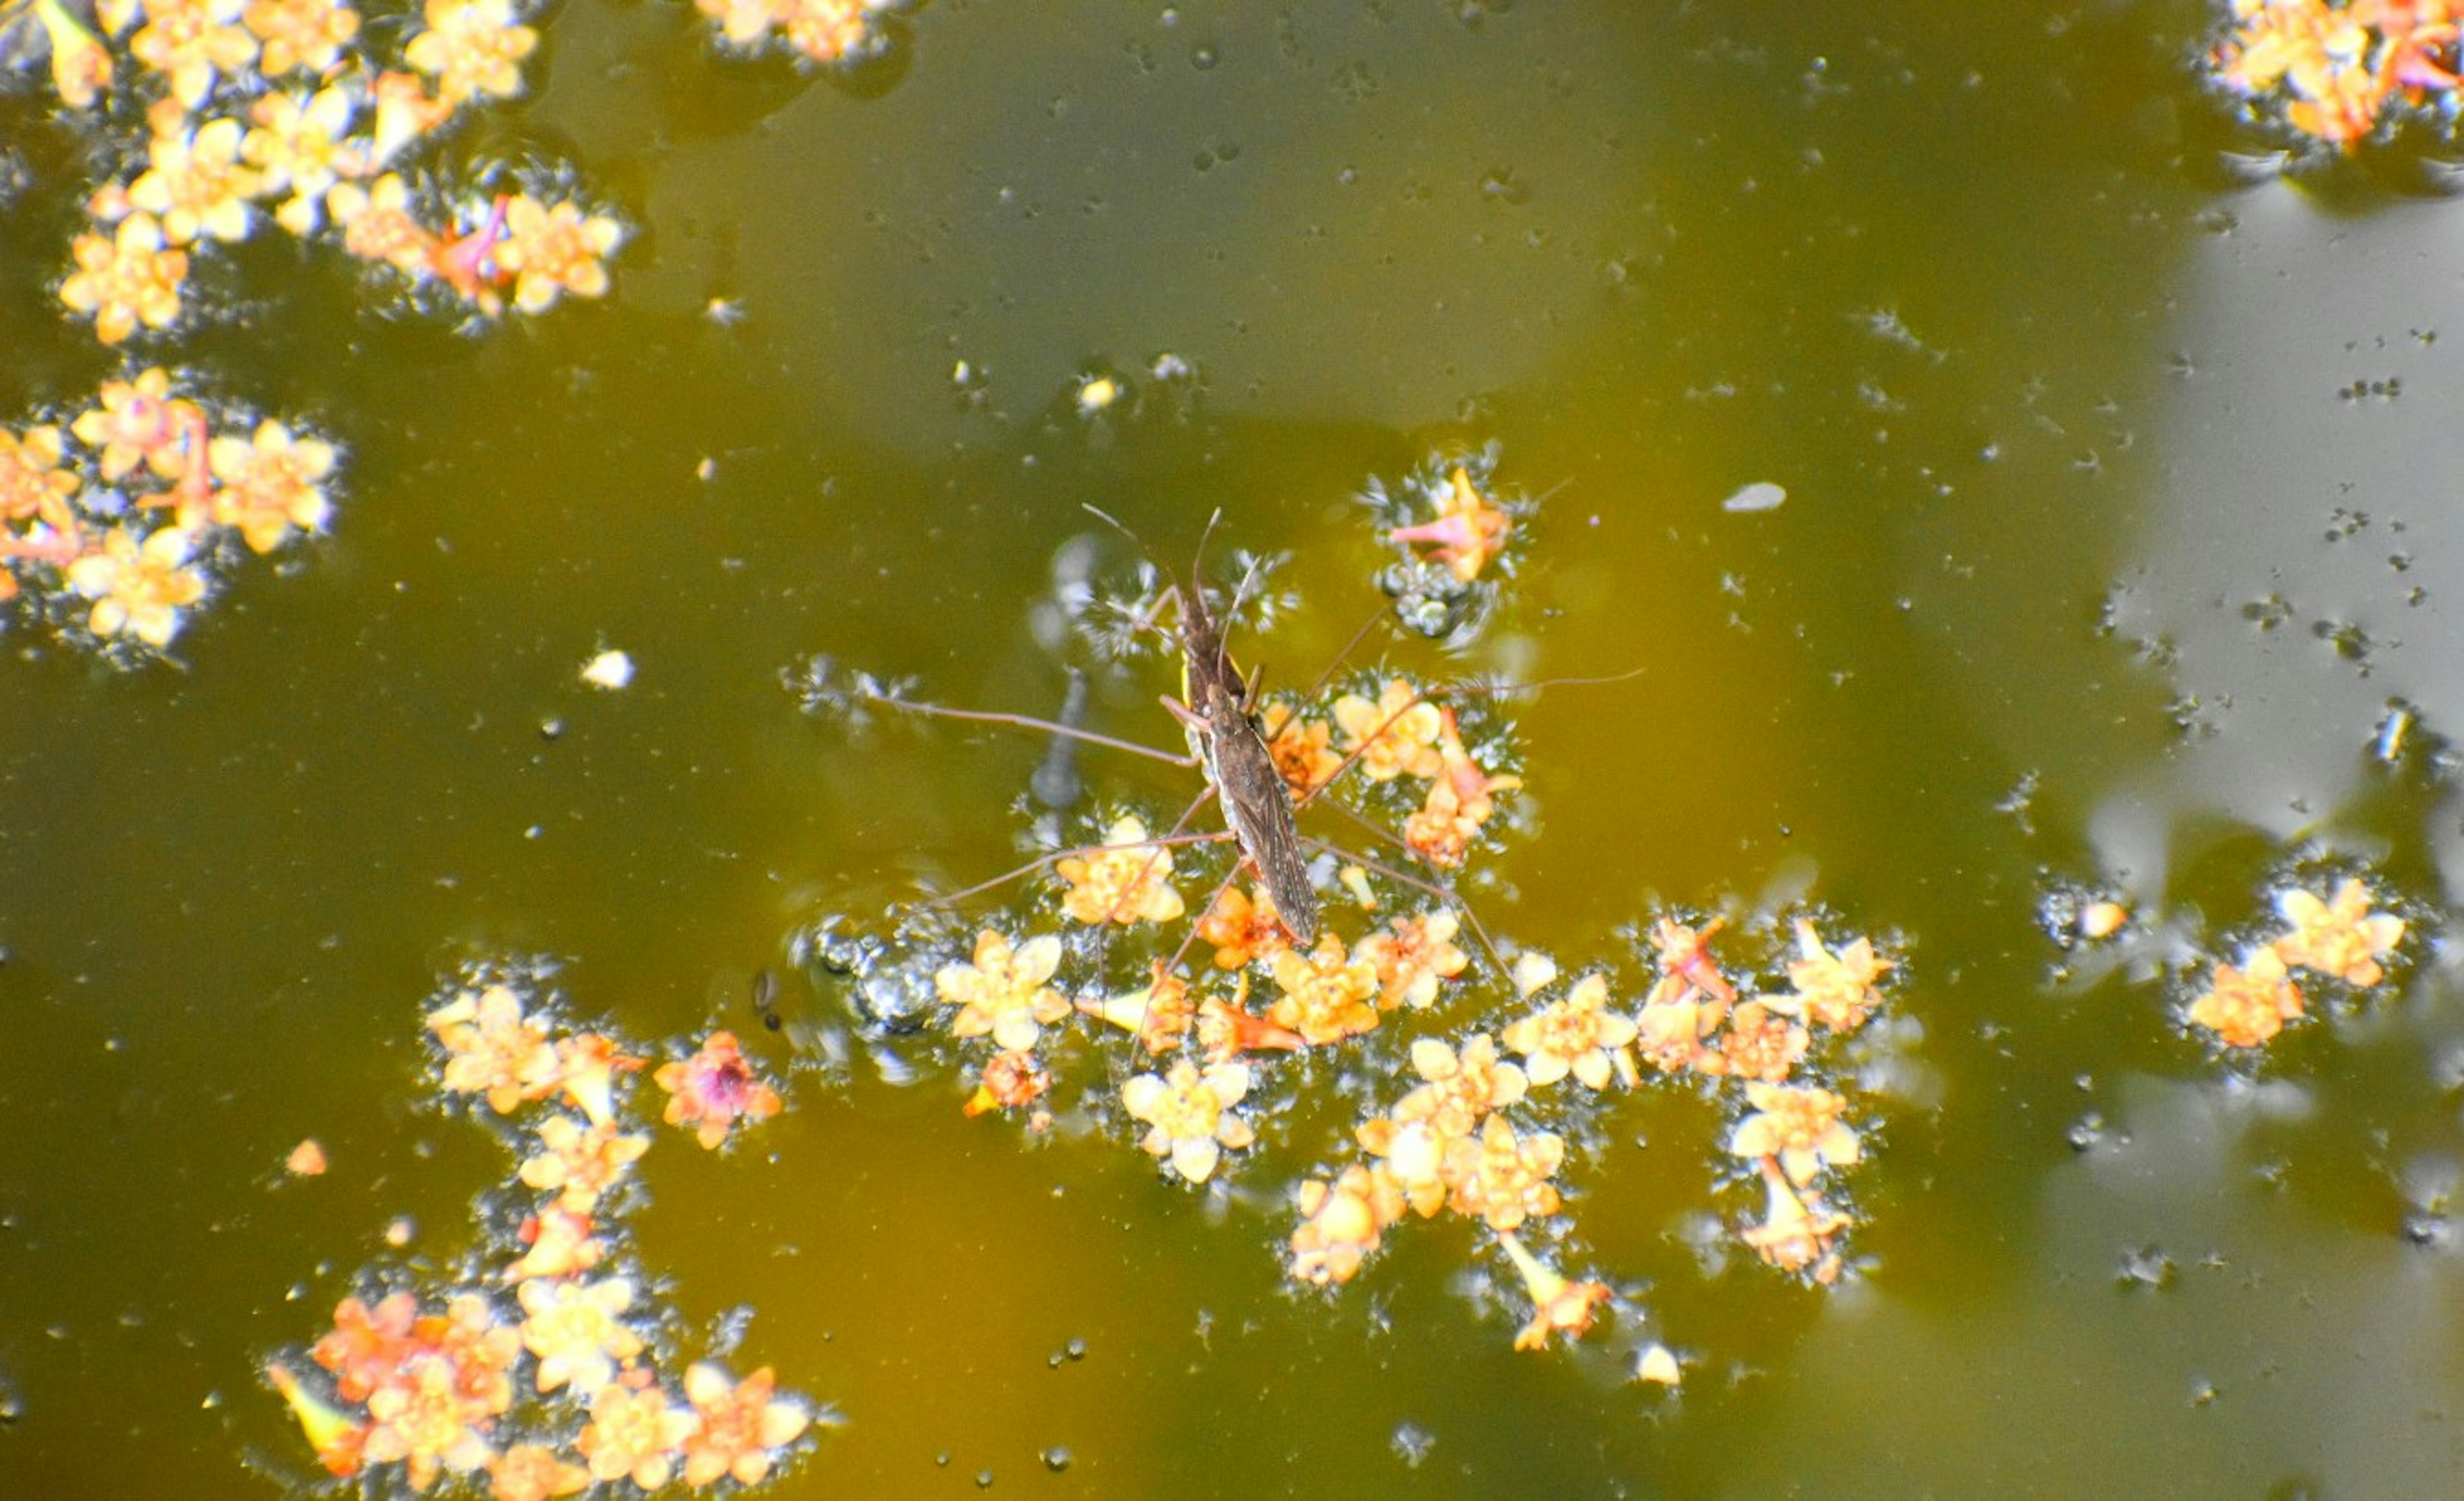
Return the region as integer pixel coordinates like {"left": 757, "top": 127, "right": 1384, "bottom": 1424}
{"left": 1041, "top": 1447, "right": 1073, "bottom": 1473}
{"left": 1190, "top": 44, "right": 1218, "bottom": 69}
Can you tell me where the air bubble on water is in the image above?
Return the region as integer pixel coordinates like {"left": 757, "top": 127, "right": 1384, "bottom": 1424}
{"left": 1390, "top": 1421, "right": 1435, "bottom": 1468}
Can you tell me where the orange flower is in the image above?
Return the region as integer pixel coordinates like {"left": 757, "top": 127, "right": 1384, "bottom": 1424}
{"left": 551, "top": 1032, "right": 640, "bottom": 1128}
{"left": 1074, "top": 963, "right": 1192, "bottom": 1054}
{"left": 1260, "top": 700, "right": 1343, "bottom": 794}
{"left": 361, "top": 1351, "right": 494, "bottom": 1490}
{"left": 1698, "top": 999, "right": 1808, "bottom": 1083}
{"left": 128, "top": 0, "right": 261, "bottom": 110}
{"left": 576, "top": 1382, "right": 698, "bottom": 1490}
{"left": 1197, "top": 883, "right": 1292, "bottom": 968}
{"left": 1391, "top": 465, "right": 1512, "bottom": 582}
{"left": 64, "top": 525, "right": 208, "bottom": 648}
{"left": 779, "top": 0, "right": 888, "bottom": 62}
{"left": 1195, "top": 986, "right": 1306, "bottom": 1062}
{"left": 1441, "top": 1114, "right": 1564, "bottom": 1232}
{"left": 654, "top": 1031, "right": 782, "bottom": 1149}
{"left": 486, "top": 1443, "right": 590, "bottom": 1501}
{"left": 1497, "top": 1230, "right": 1612, "bottom": 1351}
{"left": 1288, "top": 1164, "right": 1405, "bottom": 1285}
{"left": 329, "top": 173, "right": 437, "bottom": 274}
{"left": 680, "top": 1363, "right": 812, "bottom": 1488}
{"left": 1266, "top": 935, "right": 1382, "bottom": 1045}
{"left": 244, "top": 0, "right": 360, "bottom": 75}
{"left": 2187, "top": 947, "right": 2305, "bottom": 1048}
{"left": 1352, "top": 909, "right": 1468, "bottom": 1011}
{"left": 311, "top": 1291, "right": 417, "bottom": 1403}
{"left": 2270, "top": 877, "right": 2404, "bottom": 986}
{"left": 962, "top": 1049, "right": 1050, "bottom": 1116}
{"left": 1357, "top": 1113, "right": 1451, "bottom": 1218}
{"left": 128, "top": 116, "right": 261, "bottom": 245}
{"left": 1650, "top": 915, "right": 1737, "bottom": 1005}
{"left": 1739, "top": 1156, "right": 1849, "bottom": 1282}
{"left": 1056, "top": 814, "right": 1185, "bottom": 925}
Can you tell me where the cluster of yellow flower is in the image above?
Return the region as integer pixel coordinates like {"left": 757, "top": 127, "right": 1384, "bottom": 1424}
{"left": 2187, "top": 876, "right": 2406, "bottom": 1047}
{"left": 0, "top": 366, "right": 336, "bottom": 651}
{"left": 798, "top": 477, "right": 1905, "bottom": 1365}
{"left": 690, "top": 0, "right": 900, "bottom": 65}
{"left": 19, "top": 0, "right": 625, "bottom": 339}
{"left": 2209, "top": 0, "right": 2464, "bottom": 148}
{"left": 267, "top": 974, "right": 816, "bottom": 1498}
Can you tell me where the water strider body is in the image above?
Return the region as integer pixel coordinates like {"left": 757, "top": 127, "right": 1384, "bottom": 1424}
{"left": 1159, "top": 563, "right": 1321, "bottom": 947}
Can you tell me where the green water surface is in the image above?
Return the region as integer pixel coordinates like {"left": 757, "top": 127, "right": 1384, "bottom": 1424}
{"left": 7, "top": 1, "right": 2464, "bottom": 1497}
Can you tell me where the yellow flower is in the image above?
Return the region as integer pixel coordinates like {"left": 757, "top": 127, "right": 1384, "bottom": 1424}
{"left": 936, "top": 928, "right": 1068, "bottom": 1052}
{"left": 243, "top": 0, "right": 360, "bottom": 75}
{"left": 65, "top": 525, "right": 207, "bottom": 647}
{"left": 680, "top": 1363, "right": 812, "bottom": 1488}
{"left": 404, "top": 0, "right": 538, "bottom": 106}
{"left": 576, "top": 1382, "right": 698, "bottom": 1490}
{"left": 780, "top": 0, "right": 887, "bottom": 62}
{"left": 1288, "top": 1164, "right": 1405, "bottom": 1286}
{"left": 60, "top": 212, "right": 190, "bottom": 345}
{"left": 1727, "top": 1081, "right": 1861, "bottom": 1185}
{"left": 1120, "top": 1058, "right": 1254, "bottom": 1183}
{"left": 1391, "top": 1033, "right": 1527, "bottom": 1137}
{"left": 1056, "top": 814, "right": 1185, "bottom": 925}
{"left": 1779, "top": 918, "right": 1892, "bottom": 1031}
{"left": 1632, "top": 972, "right": 1718, "bottom": 1074}
{"left": 128, "top": 0, "right": 261, "bottom": 110}
{"left": 1331, "top": 677, "right": 1444, "bottom": 782}
{"left": 426, "top": 983, "right": 561, "bottom": 1112}
{"left": 207, "top": 418, "right": 335, "bottom": 553}
{"left": 329, "top": 173, "right": 437, "bottom": 275}
{"left": 504, "top": 1203, "right": 606, "bottom": 1283}
{"left": 1441, "top": 1113, "right": 1564, "bottom": 1231}
{"left": 517, "top": 1113, "right": 650, "bottom": 1212}
{"left": 1075, "top": 963, "right": 1192, "bottom": 1054}
{"left": 1498, "top": 1230, "right": 1612, "bottom": 1351}
{"left": 0, "top": 425, "right": 81, "bottom": 529}
{"left": 361, "top": 1356, "right": 494, "bottom": 1489}
{"left": 31, "top": 0, "right": 114, "bottom": 107}
{"left": 695, "top": 0, "right": 788, "bottom": 47}
{"left": 961, "top": 1048, "right": 1050, "bottom": 1117}
{"left": 69, "top": 368, "right": 198, "bottom": 484}
{"left": 1266, "top": 935, "right": 1382, "bottom": 1045}
{"left": 243, "top": 87, "right": 364, "bottom": 235}
{"left": 497, "top": 193, "right": 622, "bottom": 313}
{"left": 130, "top": 116, "right": 260, "bottom": 245}
{"left": 2270, "top": 877, "right": 2404, "bottom": 987}
{"left": 517, "top": 1276, "right": 642, "bottom": 1394}
{"left": 1499, "top": 972, "right": 1638, "bottom": 1090}
{"left": 1352, "top": 909, "right": 1467, "bottom": 1011}
{"left": 2187, "top": 947, "right": 2305, "bottom": 1048}
{"left": 1357, "top": 1115, "right": 1451, "bottom": 1218}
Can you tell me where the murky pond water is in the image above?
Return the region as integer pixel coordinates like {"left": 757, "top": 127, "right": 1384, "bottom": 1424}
{"left": 8, "top": 0, "right": 2464, "bottom": 1496}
